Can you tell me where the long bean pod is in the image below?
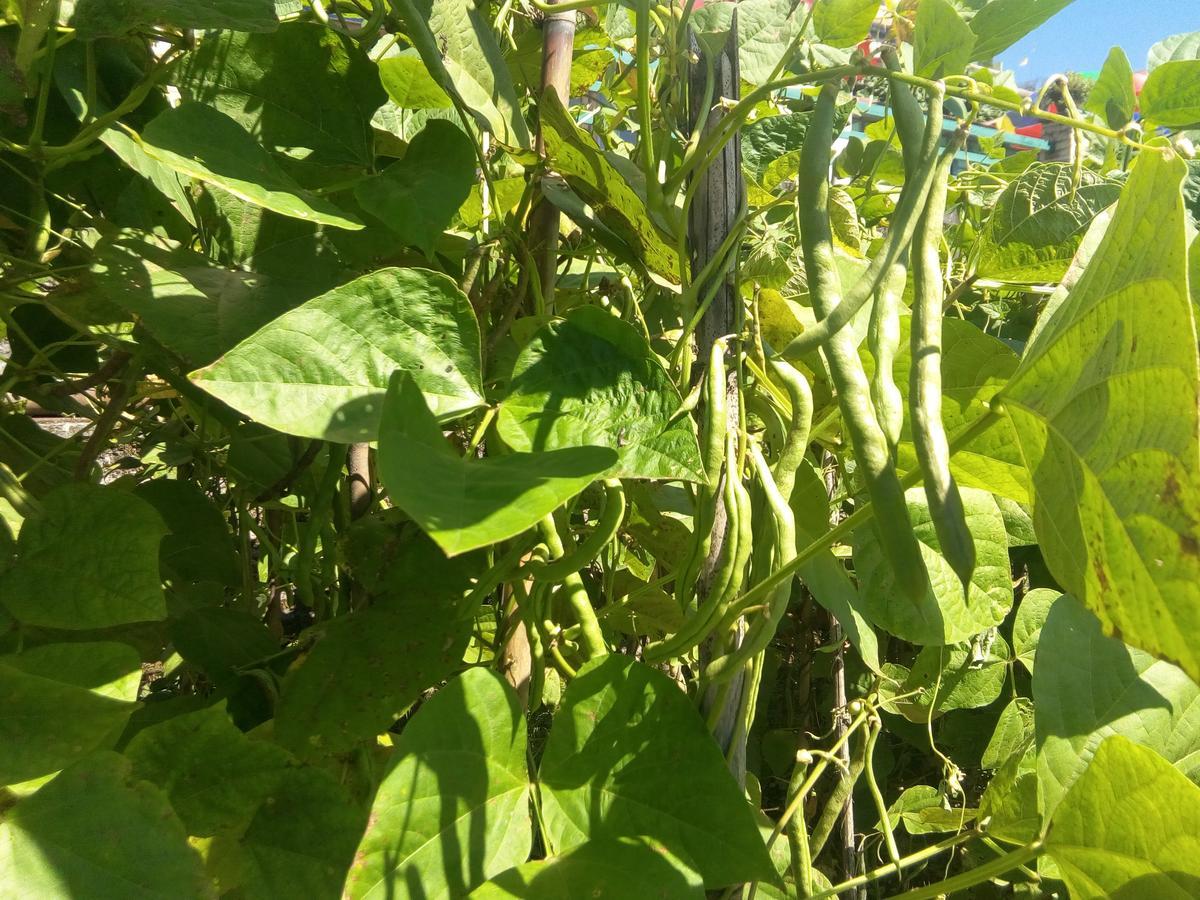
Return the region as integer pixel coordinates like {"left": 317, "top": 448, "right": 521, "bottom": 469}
{"left": 779, "top": 83, "right": 945, "bottom": 358}
{"left": 702, "top": 337, "right": 729, "bottom": 487}
{"left": 869, "top": 263, "right": 907, "bottom": 452}
{"left": 645, "top": 433, "right": 751, "bottom": 662}
{"left": 523, "top": 480, "right": 625, "bottom": 581}
{"left": 673, "top": 340, "right": 729, "bottom": 611}
{"left": 910, "top": 125, "right": 976, "bottom": 591}
{"left": 703, "top": 443, "right": 795, "bottom": 683}
{"left": 871, "top": 46, "right": 928, "bottom": 452}
{"left": 538, "top": 515, "right": 608, "bottom": 659}
{"left": 797, "top": 82, "right": 928, "bottom": 603}
{"left": 767, "top": 355, "right": 814, "bottom": 504}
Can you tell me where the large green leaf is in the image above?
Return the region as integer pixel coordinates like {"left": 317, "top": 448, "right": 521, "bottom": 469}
{"left": 982, "top": 698, "right": 1036, "bottom": 769}
{"left": 539, "top": 91, "right": 679, "bottom": 282}
{"left": 213, "top": 766, "right": 366, "bottom": 900}
{"left": 742, "top": 111, "right": 809, "bottom": 190}
{"left": 125, "top": 704, "right": 294, "bottom": 836}
{"left": 345, "top": 669, "right": 531, "bottom": 899}
{"left": 341, "top": 513, "right": 487, "bottom": 603}
{"left": 0, "top": 483, "right": 167, "bottom": 630}
{"left": 880, "top": 785, "right": 978, "bottom": 836}
{"left": 1140, "top": 60, "right": 1200, "bottom": 130}
{"left": 1012, "top": 587, "right": 1061, "bottom": 673}
{"left": 971, "top": 163, "right": 1122, "bottom": 284}
{"left": 52, "top": 46, "right": 199, "bottom": 226}
{"left": 378, "top": 49, "right": 453, "bottom": 108}
{"left": 134, "top": 479, "right": 239, "bottom": 588}
{"left": 195, "top": 185, "right": 345, "bottom": 289}
{"left": 969, "top": 0, "right": 1075, "bottom": 62}
{"left": 1046, "top": 735, "right": 1200, "bottom": 898}
{"left": 71, "top": 0, "right": 276, "bottom": 40}
{"left": 999, "top": 150, "right": 1200, "bottom": 683}
{"left": 0, "top": 643, "right": 140, "bottom": 786}
{"left": 1149, "top": 31, "right": 1200, "bottom": 69}
{"left": 273, "top": 594, "right": 474, "bottom": 760}
{"left": 0, "top": 752, "right": 208, "bottom": 898}
{"left": 169, "top": 606, "right": 279, "bottom": 688}
{"left": 1033, "top": 594, "right": 1200, "bottom": 816}
{"left": 891, "top": 637, "right": 1011, "bottom": 722}
{"left": 497, "top": 307, "right": 704, "bottom": 482}
{"left": 355, "top": 119, "right": 476, "bottom": 257}
{"left": 177, "top": 23, "right": 385, "bottom": 175}
{"left": 538, "top": 655, "right": 776, "bottom": 888}
{"left": 1085, "top": 47, "right": 1137, "bottom": 130}
{"left": 191, "top": 267, "right": 484, "bottom": 442}
{"left": 378, "top": 372, "right": 615, "bottom": 556}
{"left": 138, "top": 103, "right": 362, "bottom": 230}
{"left": 388, "top": 0, "right": 529, "bottom": 149}
{"left": 736, "top": 0, "right": 802, "bottom": 85}
{"left": 90, "top": 232, "right": 299, "bottom": 366}
{"left": 893, "top": 315, "right": 1029, "bottom": 503}
{"left": 855, "top": 487, "right": 1013, "bottom": 646}
{"left": 978, "top": 744, "right": 1040, "bottom": 845}
{"left": 914, "top": 0, "right": 974, "bottom": 78}
{"left": 469, "top": 838, "right": 704, "bottom": 899}
{"left": 813, "top": 0, "right": 879, "bottom": 48}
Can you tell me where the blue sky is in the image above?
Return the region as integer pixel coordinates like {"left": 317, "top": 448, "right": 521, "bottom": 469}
{"left": 999, "top": 0, "right": 1200, "bottom": 82}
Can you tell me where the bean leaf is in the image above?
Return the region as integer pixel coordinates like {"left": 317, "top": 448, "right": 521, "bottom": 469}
{"left": 355, "top": 119, "right": 476, "bottom": 257}
{"left": 378, "top": 371, "right": 615, "bottom": 556}
{"left": 999, "top": 150, "right": 1200, "bottom": 683}
{"left": 345, "top": 669, "right": 531, "bottom": 900}
{"left": 192, "top": 267, "right": 485, "bottom": 442}
{"left": 139, "top": 103, "right": 362, "bottom": 230}
{"left": 497, "top": 307, "right": 704, "bottom": 482}
{"left": 470, "top": 838, "right": 704, "bottom": 899}
{"left": 1033, "top": 593, "right": 1200, "bottom": 816}
{"left": 855, "top": 487, "right": 1013, "bottom": 646}
{"left": 0, "top": 752, "right": 208, "bottom": 898}
{"left": 0, "top": 483, "right": 167, "bottom": 630}
{"left": 0, "top": 642, "right": 140, "bottom": 786}
{"left": 538, "top": 655, "right": 777, "bottom": 888}
{"left": 1046, "top": 735, "right": 1200, "bottom": 898}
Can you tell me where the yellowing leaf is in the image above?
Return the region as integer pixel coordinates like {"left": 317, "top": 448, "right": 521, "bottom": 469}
{"left": 1000, "top": 150, "right": 1200, "bottom": 683}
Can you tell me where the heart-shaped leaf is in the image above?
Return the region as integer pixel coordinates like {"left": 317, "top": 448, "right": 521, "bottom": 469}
{"left": 378, "top": 372, "right": 615, "bottom": 556}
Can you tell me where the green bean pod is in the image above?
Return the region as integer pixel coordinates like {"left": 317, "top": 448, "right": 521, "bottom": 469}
{"left": 696, "top": 434, "right": 744, "bottom": 619}
{"left": 910, "top": 126, "right": 976, "bottom": 591}
{"left": 869, "top": 49, "right": 927, "bottom": 456}
{"left": 538, "top": 515, "right": 608, "bottom": 659}
{"left": 702, "top": 337, "right": 729, "bottom": 488}
{"left": 869, "top": 262, "right": 906, "bottom": 453}
{"left": 882, "top": 46, "right": 926, "bottom": 174}
{"left": 703, "top": 443, "right": 796, "bottom": 684}
{"left": 673, "top": 342, "right": 729, "bottom": 610}
{"left": 779, "top": 86, "right": 945, "bottom": 358}
{"left": 524, "top": 480, "right": 626, "bottom": 581}
{"left": 798, "top": 82, "right": 928, "bottom": 604}
{"left": 767, "top": 355, "right": 814, "bottom": 503}
{"left": 646, "top": 434, "right": 750, "bottom": 662}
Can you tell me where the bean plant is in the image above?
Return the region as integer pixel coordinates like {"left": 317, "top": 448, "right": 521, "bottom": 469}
{"left": 1, "top": 0, "right": 1199, "bottom": 897}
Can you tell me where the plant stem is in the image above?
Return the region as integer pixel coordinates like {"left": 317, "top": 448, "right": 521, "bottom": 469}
{"left": 885, "top": 840, "right": 1043, "bottom": 900}
{"left": 765, "top": 708, "right": 870, "bottom": 851}
{"left": 864, "top": 721, "right": 901, "bottom": 867}
{"left": 635, "top": 0, "right": 661, "bottom": 213}
{"left": 805, "top": 831, "right": 981, "bottom": 899}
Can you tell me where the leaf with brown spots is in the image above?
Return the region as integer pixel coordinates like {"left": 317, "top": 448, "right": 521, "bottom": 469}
{"left": 999, "top": 150, "right": 1200, "bottom": 683}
